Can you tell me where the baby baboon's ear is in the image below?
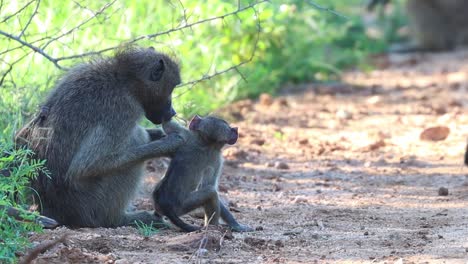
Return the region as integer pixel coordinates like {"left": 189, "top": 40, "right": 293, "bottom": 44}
{"left": 150, "top": 59, "right": 165, "bottom": 82}
{"left": 189, "top": 115, "right": 202, "bottom": 131}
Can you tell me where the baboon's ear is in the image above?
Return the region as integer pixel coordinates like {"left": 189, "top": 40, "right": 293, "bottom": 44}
{"left": 148, "top": 46, "right": 155, "bottom": 51}
{"left": 150, "top": 59, "right": 165, "bottom": 82}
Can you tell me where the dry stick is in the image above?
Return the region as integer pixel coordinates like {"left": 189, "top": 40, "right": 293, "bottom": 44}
{"left": 188, "top": 211, "right": 218, "bottom": 263}
{"left": 18, "top": 234, "right": 68, "bottom": 264}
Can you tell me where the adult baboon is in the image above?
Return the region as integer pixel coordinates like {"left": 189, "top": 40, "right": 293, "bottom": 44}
{"left": 15, "top": 46, "right": 185, "bottom": 228}
{"left": 153, "top": 116, "right": 253, "bottom": 232}
{"left": 368, "top": 0, "right": 468, "bottom": 51}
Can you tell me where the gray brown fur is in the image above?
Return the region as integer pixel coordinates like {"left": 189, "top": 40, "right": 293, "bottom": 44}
{"left": 369, "top": 0, "right": 468, "bottom": 51}
{"left": 152, "top": 116, "right": 253, "bottom": 232}
{"left": 15, "top": 46, "right": 185, "bottom": 228}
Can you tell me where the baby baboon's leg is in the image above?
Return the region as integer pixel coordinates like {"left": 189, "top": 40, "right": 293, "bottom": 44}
{"left": 181, "top": 188, "right": 220, "bottom": 226}
{"left": 220, "top": 204, "right": 254, "bottom": 232}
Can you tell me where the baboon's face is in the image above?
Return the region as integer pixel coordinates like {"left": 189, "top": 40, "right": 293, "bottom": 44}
{"left": 144, "top": 51, "right": 180, "bottom": 124}
{"left": 189, "top": 115, "right": 238, "bottom": 145}
{"left": 131, "top": 48, "right": 181, "bottom": 124}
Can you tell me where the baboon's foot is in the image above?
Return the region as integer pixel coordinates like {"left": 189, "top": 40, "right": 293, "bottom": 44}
{"left": 36, "top": 215, "right": 59, "bottom": 229}
{"left": 230, "top": 224, "right": 254, "bottom": 232}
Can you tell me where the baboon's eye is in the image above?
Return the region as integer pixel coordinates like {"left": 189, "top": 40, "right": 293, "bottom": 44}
{"left": 150, "top": 59, "right": 165, "bottom": 81}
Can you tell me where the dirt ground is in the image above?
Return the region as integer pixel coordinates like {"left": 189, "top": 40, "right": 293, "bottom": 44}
{"left": 22, "top": 49, "right": 468, "bottom": 263}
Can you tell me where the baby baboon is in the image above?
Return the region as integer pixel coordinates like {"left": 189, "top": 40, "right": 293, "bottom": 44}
{"left": 15, "top": 46, "right": 185, "bottom": 228}
{"left": 152, "top": 116, "right": 253, "bottom": 232}
{"left": 368, "top": 0, "right": 468, "bottom": 51}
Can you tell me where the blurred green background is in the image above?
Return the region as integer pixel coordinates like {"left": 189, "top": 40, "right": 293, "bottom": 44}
{"left": 0, "top": 0, "right": 407, "bottom": 139}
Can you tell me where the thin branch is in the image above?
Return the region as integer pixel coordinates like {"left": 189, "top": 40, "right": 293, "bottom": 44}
{"left": 1, "top": 0, "right": 35, "bottom": 23}
{"left": 55, "top": 0, "right": 268, "bottom": 62}
{"left": 18, "top": 0, "right": 40, "bottom": 39}
{"left": 0, "top": 30, "right": 63, "bottom": 69}
{"left": 41, "top": 0, "right": 117, "bottom": 50}
{"left": 0, "top": 52, "right": 31, "bottom": 87}
{"left": 176, "top": 1, "right": 263, "bottom": 90}
{"left": 308, "top": 1, "right": 348, "bottom": 19}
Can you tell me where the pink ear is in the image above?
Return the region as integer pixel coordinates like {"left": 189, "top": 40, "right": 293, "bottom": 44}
{"left": 189, "top": 115, "right": 202, "bottom": 130}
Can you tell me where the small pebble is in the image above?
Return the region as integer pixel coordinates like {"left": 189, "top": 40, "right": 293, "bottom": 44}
{"left": 275, "top": 161, "right": 289, "bottom": 170}
{"left": 293, "top": 196, "right": 308, "bottom": 204}
{"left": 274, "top": 240, "right": 284, "bottom": 247}
{"left": 438, "top": 187, "right": 449, "bottom": 196}
{"left": 259, "top": 93, "right": 273, "bottom": 106}
{"left": 336, "top": 109, "right": 352, "bottom": 120}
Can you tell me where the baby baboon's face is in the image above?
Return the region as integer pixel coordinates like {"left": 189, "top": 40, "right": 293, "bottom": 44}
{"left": 189, "top": 115, "right": 238, "bottom": 145}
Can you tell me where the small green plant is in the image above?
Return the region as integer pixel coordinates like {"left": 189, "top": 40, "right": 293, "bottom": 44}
{"left": 274, "top": 131, "right": 285, "bottom": 141}
{"left": 0, "top": 143, "right": 49, "bottom": 263}
{"left": 134, "top": 220, "right": 166, "bottom": 238}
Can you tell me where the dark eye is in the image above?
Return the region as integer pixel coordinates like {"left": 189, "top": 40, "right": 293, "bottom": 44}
{"left": 150, "top": 59, "right": 165, "bottom": 81}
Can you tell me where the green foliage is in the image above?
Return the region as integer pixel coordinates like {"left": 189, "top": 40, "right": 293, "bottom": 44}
{"left": 0, "top": 144, "right": 48, "bottom": 263}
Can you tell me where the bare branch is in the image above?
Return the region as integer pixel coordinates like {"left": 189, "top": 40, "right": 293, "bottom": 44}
{"left": 1, "top": 0, "right": 35, "bottom": 23}
{"left": 41, "top": 0, "right": 117, "bottom": 50}
{"left": 55, "top": 0, "right": 269, "bottom": 62}
{"left": 176, "top": 1, "right": 263, "bottom": 90}
{"left": 308, "top": 1, "right": 348, "bottom": 19}
{"left": 0, "top": 30, "right": 63, "bottom": 69}
{"left": 18, "top": 0, "right": 41, "bottom": 39}
{"left": 0, "top": 52, "right": 31, "bottom": 87}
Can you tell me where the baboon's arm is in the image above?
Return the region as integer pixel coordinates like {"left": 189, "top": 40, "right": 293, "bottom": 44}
{"left": 146, "top": 128, "right": 166, "bottom": 141}
{"left": 66, "top": 130, "right": 185, "bottom": 180}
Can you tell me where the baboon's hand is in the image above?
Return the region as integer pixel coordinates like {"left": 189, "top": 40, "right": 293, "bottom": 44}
{"left": 165, "top": 129, "right": 188, "bottom": 144}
